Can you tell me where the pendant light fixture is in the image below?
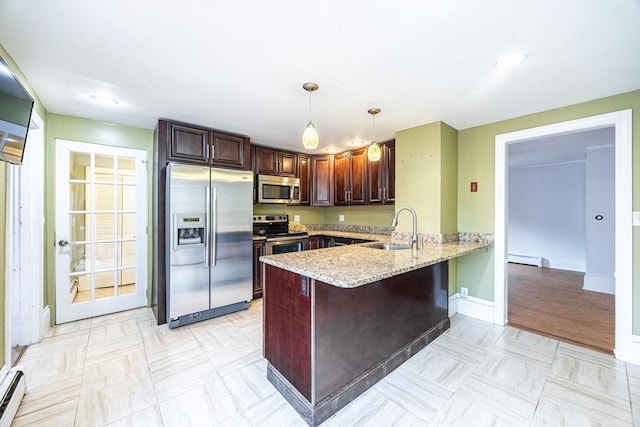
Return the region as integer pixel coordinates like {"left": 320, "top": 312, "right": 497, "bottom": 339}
{"left": 302, "top": 82, "right": 319, "bottom": 149}
{"left": 367, "top": 108, "right": 382, "bottom": 161}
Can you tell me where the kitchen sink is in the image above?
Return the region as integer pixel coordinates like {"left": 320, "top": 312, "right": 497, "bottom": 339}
{"left": 365, "top": 243, "right": 411, "bottom": 251}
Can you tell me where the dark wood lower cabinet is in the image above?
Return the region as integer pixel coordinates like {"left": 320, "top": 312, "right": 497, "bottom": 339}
{"left": 264, "top": 262, "right": 449, "bottom": 426}
{"left": 253, "top": 241, "right": 265, "bottom": 298}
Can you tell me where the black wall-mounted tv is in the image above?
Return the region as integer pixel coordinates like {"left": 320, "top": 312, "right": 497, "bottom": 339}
{"left": 0, "top": 56, "right": 34, "bottom": 165}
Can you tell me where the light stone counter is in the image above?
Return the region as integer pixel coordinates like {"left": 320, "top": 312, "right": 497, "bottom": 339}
{"left": 260, "top": 239, "right": 492, "bottom": 288}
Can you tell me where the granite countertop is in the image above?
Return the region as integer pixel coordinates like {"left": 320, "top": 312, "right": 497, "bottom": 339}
{"left": 260, "top": 236, "right": 492, "bottom": 288}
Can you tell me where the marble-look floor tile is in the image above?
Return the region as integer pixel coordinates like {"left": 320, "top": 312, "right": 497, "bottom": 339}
{"left": 140, "top": 322, "right": 194, "bottom": 350}
{"left": 88, "top": 318, "right": 141, "bottom": 345}
{"left": 12, "top": 397, "right": 78, "bottom": 427}
{"left": 403, "top": 346, "right": 475, "bottom": 392}
{"left": 455, "top": 371, "right": 537, "bottom": 423}
{"left": 159, "top": 378, "right": 251, "bottom": 427}
{"left": 192, "top": 321, "right": 247, "bottom": 353}
{"left": 429, "top": 334, "right": 489, "bottom": 366}
{"left": 549, "top": 351, "right": 630, "bottom": 400}
{"left": 494, "top": 326, "right": 558, "bottom": 365}
{"left": 332, "top": 387, "right": 427, "bottom": 427}
{"left": 377, "top": 367, "right": 452, "bottom": 422}
{"left": 46, "top": 318, "right": 92, "bottom": 338}
{"left": 243, "top": 390, "right": 307, "bottom": 427}
{"left": 20, "top": 346, "right": 87, "bottom": 385}
{"left": 82, "top": 350, "right": 150, "bottom": 391}
{"left": 85, "top": 333, "right": 144, "bottom": 365}
{"left": 75, "top": 373, "right": 157, "bottom": 426}
{"left": 105, "top": 405, "right": 164, "bottom": 427}
{"left": 429, "top": 388, "right": 523, "bottom": 427}
{"left": 16, "top": 369, "right": 83, "bottom": 417}
{"left": 207, "top": 339, "right": 263, "bottom": 377}
{"left": 21, "top": 329, "right": 89, "bottom": 359}
{"left": 445, "top": 317, "right": 505, "bottom": 348}
{"left": 220, "top": 359, "right": 276, "bottom": 411}
{"left": 475, "top": 350, "right": 549, "bottom": 400}
{"left": 557, "top": 340, "right": 627, "bottom": 372}
{"left": 90, "top": 307, "right": 154, "bottom": 328}
{"left": 534, "top": 376, "right": 633, "bottom": 426}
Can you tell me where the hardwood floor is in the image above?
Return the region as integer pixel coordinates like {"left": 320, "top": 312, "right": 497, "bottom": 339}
{"left": 507, "top": 263, "right": 615, "bottom": 353}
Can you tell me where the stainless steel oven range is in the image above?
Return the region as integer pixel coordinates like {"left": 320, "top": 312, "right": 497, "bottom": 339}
{"left": 252, "top": 215, "right": 308, "bottom": 255}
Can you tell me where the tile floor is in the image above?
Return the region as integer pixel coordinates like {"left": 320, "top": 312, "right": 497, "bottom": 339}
{"left": 13, "top": 299, "right": 639, "bottom": 426}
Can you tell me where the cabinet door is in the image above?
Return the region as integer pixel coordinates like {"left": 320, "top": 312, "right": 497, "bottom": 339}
{"left": 253, "top": 241, "right": 264, "bottom": 298}
{"left": 297, "top": 154, "right": 311, "bottom": 206}
{"left": 384, "top": 141, "right": 396, "bottom": 204}
{"left": 367, "top": 150, "right": 384, "bottom": 204}
{"left": 279, "top": 152, "right": 297, "bottom": 177}
{"left": 311, "top": 155, "right": 334, "bottom": 206}
{"left": 308, "top": 236, "right": 320, "bottom": 250}
{"left": 210, "top": 133, "right": 250, "bottom": 170}
{"left": 349, "top": 148, "right": 368, "bottom": 205}
{"left": 168, "top": 123, "right": 208, "bottom": 164}
{"left": 255, "top": 147, "right": 279, "bottom": 175}
{"left": 334, "top": 152, "right": 349, "bottom": 206}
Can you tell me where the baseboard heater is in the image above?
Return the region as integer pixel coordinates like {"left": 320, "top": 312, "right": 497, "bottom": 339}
{"left": 507, "top": 254, "right": 543, "bottom": 267}
{"left": 0, "top": 369, "right": 25, "bottom": 427}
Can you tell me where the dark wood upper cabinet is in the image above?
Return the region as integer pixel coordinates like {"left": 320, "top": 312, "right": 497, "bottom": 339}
{"left": 169, "top": 123, "right": 209, "bottom": 164}
{"left": 297, "top": 154, "right": 311, "bottom": 206}
{"left": 166, "top": 121, "right": 250, "bottom": 170}
{"left": 367, "top": 140, "right": 395, "bottom": 204}
{"left": 311, "top": 155, "right": 334, "bottom": 206}
{"left": 335, "top": 148, "right": 367, "bottom": 206}
{"left": 255, "top": 146, "right": 297, "bottom": 177}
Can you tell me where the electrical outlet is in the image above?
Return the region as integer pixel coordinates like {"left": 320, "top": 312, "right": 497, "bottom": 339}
{"left": 633, "top": 211, "right": 640, "bottom": 227}
{"left": 339, "top": 214, "right": 345, "bottom": 222}
{"left": 294, "top": 215, "right": 301, "bottom": 222}
{"left": 460, "top": 287, "right": 468, "bottom": 298}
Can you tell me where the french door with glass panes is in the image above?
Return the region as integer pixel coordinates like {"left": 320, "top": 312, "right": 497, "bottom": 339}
{"left": 55, "top": 139, "right": 147, "bottom": 324}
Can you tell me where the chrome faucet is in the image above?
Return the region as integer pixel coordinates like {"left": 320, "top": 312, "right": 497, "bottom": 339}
{"left": 391, "top": 206, "right": 418, "bottom": 257}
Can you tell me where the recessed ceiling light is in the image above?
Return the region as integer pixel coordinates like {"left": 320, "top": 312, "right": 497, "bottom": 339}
{"left": 325, "top": 147, "right": 339, "bottom": 153}
{"left": 90, "top": 94, "right": 118, "bottom": 105}
{"left": 350, "top": 140, "right": 366, "bottom": 146}
{"left": 496, "top": 52, "right": 527, "bottom": 69}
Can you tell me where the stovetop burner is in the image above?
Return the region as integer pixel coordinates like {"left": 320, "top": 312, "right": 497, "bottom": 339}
{"left": 252, "top": 214, "right": 308, "bottom": 240}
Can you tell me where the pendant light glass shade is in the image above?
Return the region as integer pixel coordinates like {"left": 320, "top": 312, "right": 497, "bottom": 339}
{"left": 302, "top": 82, "right": 319, "bottom": 149}
{"left": 302, "top": 121, "right": 319, "bottom": 149}
{"left": 367, "top": 108, "right": 382, "bottom": 161}
{"left": 367, "top": 142, "right": 381, "bottom": 161}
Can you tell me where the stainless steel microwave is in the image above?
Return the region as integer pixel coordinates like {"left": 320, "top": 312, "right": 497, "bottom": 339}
{"left": 257, "top": 174, "right": 300, "bottom": 204}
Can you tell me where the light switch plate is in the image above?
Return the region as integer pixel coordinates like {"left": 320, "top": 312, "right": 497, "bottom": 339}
{"left": 633, "top": 211, "right": 640, "bottom": 226}
{"left": 294, "top": 215, "right": 300, "bottom": 222}
{"left": 339, "top": 215, "right": 345, "bottom": 222}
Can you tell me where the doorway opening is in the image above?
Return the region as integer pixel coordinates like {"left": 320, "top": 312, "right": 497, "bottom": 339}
{"left": 506, "top": 127, "right": 615, "bottom": 352}
{"left": 494, "top": 109, "right": 635, "bottom": 364}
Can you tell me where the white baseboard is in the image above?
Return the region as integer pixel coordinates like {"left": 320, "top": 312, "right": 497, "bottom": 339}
{"left": 582, "top": 274, "right": 615, "bottom": 295}
{"left": 40, "top": 306, "right": 51, "bottom": 340}
{"left": 449, "top": 293, "right": 495, "bottom": 323}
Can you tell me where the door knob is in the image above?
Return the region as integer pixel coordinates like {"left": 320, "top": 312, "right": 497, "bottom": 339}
{"left": 58, "top": 239, "right": 69, "bottom": 247}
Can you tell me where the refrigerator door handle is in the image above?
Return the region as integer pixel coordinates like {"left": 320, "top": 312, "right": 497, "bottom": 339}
{"left": 211, "top": 186, "right": 217, "bottom": 266}
{"left": 205, "top": 186, "right": 210, "bottom": 268}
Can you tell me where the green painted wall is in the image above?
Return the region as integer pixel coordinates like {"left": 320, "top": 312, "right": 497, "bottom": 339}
{"left": 395, "top": 121, "right": 459, "bottom": 235}
{"left": 396, "top": 122, "right": 442, "bottom": 233}
{"left": 457, "top": 90, "right": 640, "bottom": 334}
{"left": 45, "top": 114, "right": 154, "bottom": 323}
{"left": 253, "top": 204, "right": 326, "bottom": 225}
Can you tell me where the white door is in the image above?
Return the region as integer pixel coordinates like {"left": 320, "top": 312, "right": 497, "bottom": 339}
{"left": 55, "top": 139, "right": 147, "bottom": 324}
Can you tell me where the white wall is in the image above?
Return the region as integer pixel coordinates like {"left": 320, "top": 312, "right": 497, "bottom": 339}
{"left": 508, "top": 161, "right": 586, "bottom": 271}
{"left": 584, "top": 145, "right": 615, "bottom": 294}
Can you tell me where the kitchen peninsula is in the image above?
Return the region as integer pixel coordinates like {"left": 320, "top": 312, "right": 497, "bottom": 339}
{"left": 260, "top": 238, "right": 491, "bottom": 426}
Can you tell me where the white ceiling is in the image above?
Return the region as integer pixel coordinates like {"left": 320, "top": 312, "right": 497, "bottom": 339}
{"left": 0, "top": 1, "right": 638, "bottom": 154}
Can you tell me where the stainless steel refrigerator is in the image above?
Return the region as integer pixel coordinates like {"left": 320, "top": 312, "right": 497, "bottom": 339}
{"left": 166, "top": 162, "right": 253, "bottom": 328}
